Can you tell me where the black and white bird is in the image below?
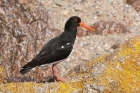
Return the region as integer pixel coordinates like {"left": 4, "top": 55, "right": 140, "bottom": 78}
{"left": 20, "top": 16, "right": 95, "bottom": 82}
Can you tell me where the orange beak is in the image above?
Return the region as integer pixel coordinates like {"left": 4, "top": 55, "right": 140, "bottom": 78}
{"left": 79, "top": 22, "right": 95, "bottom": 31}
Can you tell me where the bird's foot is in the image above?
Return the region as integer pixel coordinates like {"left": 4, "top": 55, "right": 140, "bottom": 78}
{"left": 54, "top": 75, "right": 67, "bottom": 82}
{"left": 53, "top": 65, "right": 67, "bottom": 82}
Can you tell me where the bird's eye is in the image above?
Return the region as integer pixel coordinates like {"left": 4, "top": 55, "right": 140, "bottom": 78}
{"left": 74, "top": 19, "right": 77, "bottom": 22}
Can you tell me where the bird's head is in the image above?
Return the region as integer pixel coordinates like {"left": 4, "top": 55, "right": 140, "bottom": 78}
{"left": 65, "top": 16, "right": 95, "bottom": 31}
{"left": 66, "top": 16, "right": 81, "bottom": 27}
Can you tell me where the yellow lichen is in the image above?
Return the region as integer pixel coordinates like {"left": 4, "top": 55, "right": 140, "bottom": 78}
{"left": 98, "top": 36, "right": 140, "bottom": 93}
{"left": 0, "top": 66, "right": 7, "bottom": 84}
{"left": 0, "top": 81, "right": 85, "bottom": 93}
{"left": 1, "top": 36, "right": 140, "bottom": 93}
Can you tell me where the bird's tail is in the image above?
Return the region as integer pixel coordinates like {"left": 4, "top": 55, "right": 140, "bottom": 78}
{"left": 20, "top": 67, "right": 32, "bottom": 74}
{"left": 20, "top": 64, "right": 32, "bottom": 74}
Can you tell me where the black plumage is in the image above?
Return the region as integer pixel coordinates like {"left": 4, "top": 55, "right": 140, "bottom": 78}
{"left": 20, "top": 16, "right": 81, "bottom": 74}
{"left": 20, "top": 16, "right": 94, "bottom": 82}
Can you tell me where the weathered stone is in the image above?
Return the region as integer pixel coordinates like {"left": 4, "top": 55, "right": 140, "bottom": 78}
{"left": 61, "top": 10, "right": 70, "bottom": 16}
{"left": 77, "top": 21, "right": 131, "bottom": 37}
{"left": 1, "top": 34, "right": 140, "bottom": 93}
{"left": 92, "top": 21, "right": 131, "bottom": 35}
{"left": 0, "top": 0, "right": 61, "bottom": 83}
{"left": 74, "top": 5, "right": 83, "bottom": 11}
{"left": 54, "top": 0, "right": 69, "bottom": 7}
{"left": 127, "top": 0, "right": 140, "bottom": 12}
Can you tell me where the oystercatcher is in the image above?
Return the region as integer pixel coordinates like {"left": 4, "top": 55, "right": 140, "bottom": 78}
{"left": 20, "top": 16, "right": 95, "bottom": 82}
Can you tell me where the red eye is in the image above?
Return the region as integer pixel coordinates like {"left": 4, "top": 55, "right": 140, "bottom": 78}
{"left": 74, "top": 19, "right": 77, "bottom": 22}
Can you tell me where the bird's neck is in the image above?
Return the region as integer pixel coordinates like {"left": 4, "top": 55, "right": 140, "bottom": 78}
{"left": 64, "top": 25, "right": 77, "bottom": 34}
{"left": 62, "top": 27, "right": 77, "bottom": 44}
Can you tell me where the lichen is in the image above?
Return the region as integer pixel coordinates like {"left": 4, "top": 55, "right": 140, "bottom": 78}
{"left": 1, "top": 36, "right": 140, "bottom": 92}
{"left": 0, "top": 66, "right": 7, "bottom": 84}
{"left": 93, "top": 36, "right": 140, "bottom": 92}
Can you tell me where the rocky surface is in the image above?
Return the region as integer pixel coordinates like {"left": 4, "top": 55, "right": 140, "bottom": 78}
{"left": 0, "top": 0, "right": 140, "bottom": 92}
{"left": 0, "top": 0, "right": 61, "bottom": 82}
{"left": 41, "top": 0, "right": 140, "bottom": 35}
{"left": 127, "top": 0, "right": 140, "bottom": 12}
{"left": 77, "top": 20, "right": 131, "bottom": 36}
{"left": 39, "top": 0, "right": 140, "bottom": 79}
{"left": 0, "top": 35, "right": 140, "bottom": 93}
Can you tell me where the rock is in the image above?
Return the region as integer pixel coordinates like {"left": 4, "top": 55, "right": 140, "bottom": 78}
{"left": 1, "top": 36, "right": 140, "bottom": 92}
{"left": 126, "top": 0, "right": 140, "bottom": 12}
{"left": 74, "top": 5, "right": 83, "bottom": 11}
{"left": 77, "top": 20, "right": 131, "bottom": 37}
{"left": 0, "top": 0, "right": 61, "bottom": 83}
{"left": 54, "top": 0, "right": 69, "bottom": 7}
{"left": 81, "top": 0, "right": 87, "bottom": 3}
{"left": 61, "top": 10, "right": 70, "bottom": 16}
{"left": 67, "top": 36, "right": 140, "bottom": 93}
{"left": 64, "top": 6, "right": 74, "bottom": 11}
{"left": 0, "top": 0, "right": 140, "bottom": 92}
{"left": 0, "top": 8, "right": 5, "bottom": 15}
{"left": 77, "top": 0, "right": 82, "bottom": 2}
{"left": 92, "top": 21, "right": 131, "bottom": 35}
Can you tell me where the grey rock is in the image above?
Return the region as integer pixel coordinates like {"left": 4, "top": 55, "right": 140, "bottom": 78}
{"left": 54, "top": 0, "right": 69, "bottom": 6}
{"left": 74, "top": 5, "right": 83, "bottom": 11}
{"left": 61, "top": 10, "right": 70, "bottom": 15}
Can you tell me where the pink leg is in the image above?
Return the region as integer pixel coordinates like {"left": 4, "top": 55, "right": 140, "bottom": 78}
{"left": 52, "top": 65, "right": 67, "bottom": 82}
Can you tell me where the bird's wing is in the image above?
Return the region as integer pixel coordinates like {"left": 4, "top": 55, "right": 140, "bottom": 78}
{"left": 37, "top": 37, "right": 59, "bottom": 57}
{"left": 37, "top": 38, "right": 73, "bottom": 59}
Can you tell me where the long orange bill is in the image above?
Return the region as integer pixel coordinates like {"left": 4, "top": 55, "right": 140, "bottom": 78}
{"left": 79, "top": 22, "right": 95, "bottom": 31}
